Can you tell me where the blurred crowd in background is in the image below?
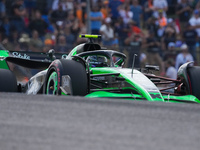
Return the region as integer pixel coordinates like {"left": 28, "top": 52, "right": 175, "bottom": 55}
{"left": 1, "top": 0, "right": 200, "bottom": 77}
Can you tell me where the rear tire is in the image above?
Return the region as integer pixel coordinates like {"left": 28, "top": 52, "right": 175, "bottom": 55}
{"left": 0, "top": 69, "right": 18, "bottom": 92}
{"left": 187, "top": 66, "right": 200, "bottom": 99}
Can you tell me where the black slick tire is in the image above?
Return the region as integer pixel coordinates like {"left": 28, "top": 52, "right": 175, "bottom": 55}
{"left": 45, "top": 59, "right": 88, "bottom": 96}
{"left": 0, "top": 69, "right": 18, "bottom": 92}
{"left": 187, "top": 66, "right": 200, "bottom": 100}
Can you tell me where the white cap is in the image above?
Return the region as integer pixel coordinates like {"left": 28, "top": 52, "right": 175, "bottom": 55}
{"left": 168, "top": 18, "right": 173, "bottom": 23}
{"left": 105, "top": 17, "right": 111, "bottom": 23}
{"left": 180, "top": 44, "right": 188, "bottom": 50}
{"left": 168, "top": 42, "right": 175, "bottom": 48}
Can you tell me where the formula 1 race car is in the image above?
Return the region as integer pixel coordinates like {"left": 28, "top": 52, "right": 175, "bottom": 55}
{"left": 0, "top": 34, "right": 200, "bottom": 103}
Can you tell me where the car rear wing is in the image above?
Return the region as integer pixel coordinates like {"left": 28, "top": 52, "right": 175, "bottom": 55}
{"left": 9, "top": 50, "right": 67, "bottom": 61}
{"left": 6, "top": 57, "right": 51, "bottom": 69}
{"left": 1, "top": 50, "right": 67, "bottom": 69}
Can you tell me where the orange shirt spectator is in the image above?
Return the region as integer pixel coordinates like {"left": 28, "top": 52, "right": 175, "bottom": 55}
{"left": 100, "top": 0, "right": 110, "bottom": 19}
{"left": 159, "top": 16, "right": 167, "bottom": 27}
{"left": 158, "top": 10, "right": 167, "bottom": 27}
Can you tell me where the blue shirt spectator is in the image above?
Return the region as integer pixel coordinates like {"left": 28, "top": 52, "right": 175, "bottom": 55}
{"left": 24, "top": 0, "right": 36, "bottom": 10}
{"left": 130, "top": 0, "right": 142, "bottom": 27}
{"left": 109, "top": 0, "right": 122, "bottom": 22}
{"left": 90, "top": 6, "right": 103, "bottom": 35}
{"left": 10, "top": 0, "right": 26, "bottom": 34}
{"left": 183, "top": 23, "right": 198, "bottom": 60}
{"left": 2, "top": 17, "right": 11, "bottom": 37}
{"left": 0, "top": 0, "right": 6, "bottom": 18}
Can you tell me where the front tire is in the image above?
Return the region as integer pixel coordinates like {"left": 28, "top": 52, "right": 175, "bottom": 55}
{"left": 45, "top": 59, "right": 88, "bottom": 96}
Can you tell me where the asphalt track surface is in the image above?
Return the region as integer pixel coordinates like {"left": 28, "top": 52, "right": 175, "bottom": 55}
{"left": 0, "top": 93, "right": 200, "bottom": 150}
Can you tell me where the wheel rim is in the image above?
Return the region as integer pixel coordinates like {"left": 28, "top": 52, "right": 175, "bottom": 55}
{"left": 46, "top": 71, "right": 58, "bottom": 95}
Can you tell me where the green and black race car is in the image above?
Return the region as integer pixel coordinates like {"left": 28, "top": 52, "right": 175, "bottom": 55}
{"left": 1, "top": 34, "right": 200, "bottom": 103}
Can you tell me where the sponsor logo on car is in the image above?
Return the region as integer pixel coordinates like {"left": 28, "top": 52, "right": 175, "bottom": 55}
{"left": 12, "top": 52, "right": 30, "bottom": 60}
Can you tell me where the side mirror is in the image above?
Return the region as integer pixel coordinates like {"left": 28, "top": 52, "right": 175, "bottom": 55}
{"left": 48, "top": 49, "right": 56, "bottom": 61}
{"left": 145, "top": 65, "right": 160, "bottom": 71}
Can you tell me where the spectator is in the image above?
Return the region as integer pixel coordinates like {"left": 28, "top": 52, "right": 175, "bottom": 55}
{"left": 124, "top": 32, "right": 142, "bottom": 68}
{"left": 29, "top": 30, "right": 43, "bottom": 52}
{"left": 24, "top": 0, "right": 37, "bottom": 17}
{"left": 79, "top": 0, "right": 87, "bottom": 24}
{"left": 18, "top": 33, "right": 30, "bottom": 51}
{"left": 0, "top": 0, "right": 6, "bottom": 18}
{"left": 0, "top": 25, "right": 7, "bottom": 48}
{"left": 1, "top": 17, "right": 11, "bottom": 37}
{"left": 177, "top": 0, "right": 181, "bottom": 4}
{"left": 50, "top": 2, "right": 68, "bottom": 24}
{"left": 10, "top": 0, "right": 26, "bottom": 33}
{"left": 114, "top": 17, "right": 129, "bottom": 51}
{"left": 189, "top": 9, "right": 200, "bottom": 41}
{"left": 158, "top": 10, "right": 167, "bottom": 27}
{"left": 166, "top": 0, "right": 177, "bottom": 16}
{"left": 163, "top": 42, "right": 177, "bottom": 61}
{"left": 52, "top": 0, "right": 61, "bottom": 11}
{"left": 0, "top": 22, "right": 5, "bottom": 37}
{"left": 152, "top": 0, "right": 168, "bottom": 18}
{"left": 140, "top": 52, "right": 147, "bottom": 67}
{"left": 65, "top": 0, "right": 74, "bottom": 12}
{"left": 29, "top": 10, "right": 48, "bottom": 40}
{"left": 161, "top": 18, "right": 176, "bottom": 50}
{"left": 127, "top": 20, "right": 144, "bottom": 38}
{"left": 49, "top": 28, "right": 58, "bottom": 46}
{"left": 41, "top": 13, "right": 55, "bottom": 34}
{"left": 117, "top": 0, "right": 131, "bottom": 14}
{"left": 119, "top": 5, "right": 133, "bottom": 25}
{"left": 52, "top": 0, "right": 73, "bottom": 12}
{"left": 36, "top": 0, "right": 49, "bottom": 15}
{"left": 146, "top": 16, "right": 159, "bottom": 36}
{"left": 139, "top": 0, "right": 147, "bottom": 6}
{"left": 143, "top": 0, "right": 154, "bottom": 22}
{"left": 165, "top": 58, "right": 177, "bottom": 90}
{"left": 46, "top": 0, "right": 54, "bottom": 14}
{"left": 189, "top": 0, "right": 197, "bottom": 7}
{"left": 108, "top": 0, "right": 122, "bottom": 24}
{"left": 165, "top": 58, "right": 177, "bottom": 80}
{"left": 9, "top": 28, "right": 19, "bottom": 42}
{"left": 43, "top": 38, "right": 54, "bottom": 53}
{"left": 175, "top": 35, "right": 183, "bottom": 48}
{"left": 143, "top": 30, "right": 165, "bottom": 75}
{"left": 76, "top": 25, "right": 87, "bottom": 45}
{"left": 183, "top": 23, "right": 198, "bottom": 61}
{"left": 4, "top": 29, "right": 20, "bottom": 50}
{"left": 100, "top": 17, "right": 118, "bottom": 48}
{"left": 90, "top": 5, "right": 103, "bottom": 35}
{"left": 100, "top": 0, "right": 110, "bottom": 19}
{"left": 5, "top": 0, "right": 13, "bottom": 16}
{"left": 156, "top": 9, "right": 168, "bottom": 38}
{"left": 54, "top": 34, "right": 68, "bottom": 53}
{"left": 64, "top": 26, "right": 76, "bottom": 51}
{"left": 121, "top": 0, "right": 131, "bottom": 7}
{"left": 175, "top": 43, "right": 194, "bottom": 70}
{"left": 176, "top": 0, "right": 192, "bottom": 32}
{"left": 65, "top": 10, "right": 80, "bottom": 39}
{"left": 170, "top": 18, "right": 180, "bottom": 34}
{"left": 75, "top": 2, "right": 84, "bottom": 26}
{"left": 195, "top": 0, "right": 200, "bottom": 10}
{"left": 130, "top": 0, "right": 142, "bottom": 27}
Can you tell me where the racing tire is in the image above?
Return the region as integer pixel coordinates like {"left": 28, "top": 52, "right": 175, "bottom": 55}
{"left": 45, "top": 59, "right": 88, "bottom": 96}
{"left": 187, "top": 66, "right": 200, "bottom": 100}
{"left": 0, "top": 69, "right": 18, "bottom": 92}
